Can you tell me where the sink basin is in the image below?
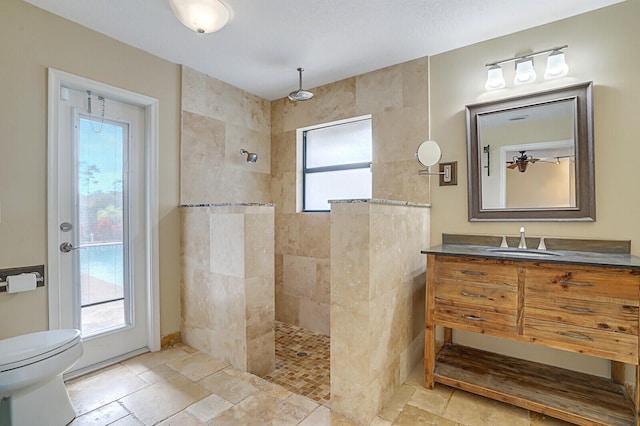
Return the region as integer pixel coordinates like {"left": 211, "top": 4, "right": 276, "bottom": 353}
{"left": 485, "top": 248, "right": 562, "bottom": 257}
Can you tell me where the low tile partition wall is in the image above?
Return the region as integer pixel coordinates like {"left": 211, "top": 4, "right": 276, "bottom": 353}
{"left": 329, "top": 199, "right": 430, "bottom": 425}
{"left": 180, "top": 203, "right": 275, "bottom": 376}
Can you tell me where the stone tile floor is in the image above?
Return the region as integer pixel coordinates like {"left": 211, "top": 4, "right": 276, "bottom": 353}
{"left": 65, "top": 341, "right": 574, "bottom": 425}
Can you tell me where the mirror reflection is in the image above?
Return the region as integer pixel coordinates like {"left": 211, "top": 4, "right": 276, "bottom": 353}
{"left": 479, "top": 100, "right": 576, "bottom": 209}
{"left": 466, "top": 82, "right": 594, "bottom": 221}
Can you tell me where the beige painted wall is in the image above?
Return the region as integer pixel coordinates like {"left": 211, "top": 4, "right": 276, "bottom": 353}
{"left": 271, "top": 58, "right": 430, "bottom": 335}
{"left": 0, "top": 0, "right": 181, "bottom": 339}
{"left": 429, "top": 0, "right": 640, "bottom": 380}
{"left": 430, "top": 0, "right": 640, "bottom": 248}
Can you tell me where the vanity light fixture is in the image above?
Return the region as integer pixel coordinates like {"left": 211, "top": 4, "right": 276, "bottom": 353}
{"left": 485, "top": 65, "right": 506, "bottom": 90}
{"left": 485, "top": 45, "right": 568, "bottom": 90}
{"left": 170, "top": 0, "right": 231, "bottom": 34}
{"left": 544, "top": 49, "right": 569, "bottom": 79}
{"left": 514, "top": 57, "right": 536, "bottom": 85}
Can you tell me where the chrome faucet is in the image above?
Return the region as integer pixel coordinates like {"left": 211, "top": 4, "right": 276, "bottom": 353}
{"left": 518, "top": 227, "right": 527, "bottom": 249}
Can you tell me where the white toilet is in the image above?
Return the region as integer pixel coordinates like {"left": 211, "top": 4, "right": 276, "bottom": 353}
{"left": 0, "top": 329, "right": 84, "bottom": 426}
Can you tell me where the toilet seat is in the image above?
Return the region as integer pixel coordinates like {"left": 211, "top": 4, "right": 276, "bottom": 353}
{"left": 0, "top": 329, "right": 81, "bottom": 372}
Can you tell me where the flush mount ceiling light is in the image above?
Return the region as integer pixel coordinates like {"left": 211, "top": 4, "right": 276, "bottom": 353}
{"left": 170, "top": 0, "right": 230, "bottom": 34}
{"left": 288, "top": 68, "right": 314, "bottom": 101}
{"left": 484, "top": 45, "right": 568, "bottom": 90}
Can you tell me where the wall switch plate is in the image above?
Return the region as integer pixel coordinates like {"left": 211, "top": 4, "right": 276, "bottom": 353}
{"left": 439, "top": 161, "right": 457, "bottom": 186}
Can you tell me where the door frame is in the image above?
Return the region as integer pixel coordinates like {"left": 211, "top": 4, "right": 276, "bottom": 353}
{"left": 47, "top": 68, "right": 160, "bottom": 362}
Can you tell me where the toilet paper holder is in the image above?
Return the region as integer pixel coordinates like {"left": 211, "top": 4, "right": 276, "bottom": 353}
{"left": 0, "top": 265, "right": 45, "bottom": 293}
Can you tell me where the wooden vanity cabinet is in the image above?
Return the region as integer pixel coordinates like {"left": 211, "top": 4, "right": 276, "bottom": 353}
{"left": 425, "top": 253, "right": 640, "bottom": 426}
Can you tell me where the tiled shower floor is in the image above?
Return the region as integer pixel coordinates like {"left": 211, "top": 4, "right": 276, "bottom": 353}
{"left": 261, "top": 321, "right": 331, "bottom": 404}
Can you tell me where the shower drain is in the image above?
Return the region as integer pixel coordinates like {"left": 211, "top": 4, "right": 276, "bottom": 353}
{"left": 296, "top": 351, "right": 308, "bottom": 357}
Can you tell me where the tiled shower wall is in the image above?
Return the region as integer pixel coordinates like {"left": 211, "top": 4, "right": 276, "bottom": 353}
{"left": 181, "top": 204, "right": 275, "bottom": 376}
{"left": 180, "top": 66, "right": 272, "bottom": 204}
{"left": 271, "top": 58, "right": 430, "bottom": 335}
{"left": 180, "top": 67, "right": 275, "bottom": 374}
{"left": 181, "top": 61, "right": 430, "bottom": 337}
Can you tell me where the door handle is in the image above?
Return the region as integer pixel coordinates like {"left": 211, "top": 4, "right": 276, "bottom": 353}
{"left": 60, "top": 242, "right": 79, "bottom": 253}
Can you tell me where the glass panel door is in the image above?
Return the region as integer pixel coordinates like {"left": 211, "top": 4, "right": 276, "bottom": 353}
{"left": 76, "top": 115, "right": 130, "bottom": 336}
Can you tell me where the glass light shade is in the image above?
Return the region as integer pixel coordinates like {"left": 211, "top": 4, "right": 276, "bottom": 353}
{"left": 544, "top": 50, "right": 569, "bottom": 79}
{"left": 170, "top": 0, "right": 230, "bottom": 34}
{"left": 514, "top": 58, "right": 536, "bottom": 85}
{"left": 485, "top": 65, "right": 506, "bottom": 90}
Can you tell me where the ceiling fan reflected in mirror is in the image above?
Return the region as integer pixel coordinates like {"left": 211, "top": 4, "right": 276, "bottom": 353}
{"left": 506, "top": 150, "right": 573, "bottom": 173}
{"left": 506, "top": 151, "right": 539, "bottom": 173}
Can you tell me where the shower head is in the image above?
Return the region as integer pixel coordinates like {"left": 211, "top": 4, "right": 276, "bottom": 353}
{"left": 240, "top": 148, "right": 258, "bottom": 163}
{"left": 288, "top": 68, "right": 314, "bottom": 102}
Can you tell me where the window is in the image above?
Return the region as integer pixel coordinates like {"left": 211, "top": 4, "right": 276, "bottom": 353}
{"left": 302, "top": 117, "right": 372, "bottom": 211}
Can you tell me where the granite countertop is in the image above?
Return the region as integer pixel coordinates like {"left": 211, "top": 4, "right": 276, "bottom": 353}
{"left": 180, "top": 203, "right": 275, "bottom": 208}
{"left": 329, "top": 198, "right": 431, "bottom": 208}
{"left": 422, "top": 244, "right": 640, "bottom": 269}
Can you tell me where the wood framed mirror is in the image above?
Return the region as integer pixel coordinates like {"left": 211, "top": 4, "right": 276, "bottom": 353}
{"left": 466, "top": 82, "right": 594, "bottom": 221}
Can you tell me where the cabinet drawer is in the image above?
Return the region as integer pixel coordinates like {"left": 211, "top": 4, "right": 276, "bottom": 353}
{"left": 525, "top": 264, "right": 640, "bottom": 300}
{"left": 525, "top": 291, "right": 638, "bottom": 335}
{"left": 524, "top": 318, "right": 638, "bottom": 363}
{"left": 435, "top": 281, "right": 517, "bottom": 315}
{"left": 435, "top": 305, "right": 516, "bottom": 334}
{"left": 435, "top": 256, "right": 518, "bottom": 287}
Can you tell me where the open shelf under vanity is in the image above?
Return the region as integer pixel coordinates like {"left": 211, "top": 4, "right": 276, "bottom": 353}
{"left": 435, "top": 343, "right": 635, "bottom": 426}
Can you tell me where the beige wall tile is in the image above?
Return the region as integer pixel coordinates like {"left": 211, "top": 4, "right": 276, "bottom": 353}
{"left": 330, "top": 375, "right": 380, "bottom": 426}
{"left": 247, "top": 330, "right": 275, "bottom": 376}
{"left": 297, "top": 213, "right": 330, "bottom": 259}
{"left": 244, "top": 210, "right": 275, "bottom": 278}
{"left": 225, "top": 123, "right": 270, "bottom": 175}
{"left": 315, "top": 259, "right": 330, "bottom": 305}
{"left": 373, "top": 159, "right": 429, "bottom": 203}
{"left": 282, "top": 255, "right": 316, "bottom": 298}
{"left": 282, "top": 78, "right": 357, "bottom": 132}
{"left": 181, "top": 110, "right": 225, "bottom": 167}
{"left": 271, "top": 130, "right": 297, "bottom": 176}
{"left": 402, "top": 57, "right": 430, "bottom": 108}
{"left": 275, "top": 291, "right": 299, "bottom": 325}
{"left": 210, "top": 213, "right": 245, "bottom": 277}
{"left": 298, "top": 298, "right": 329, "bottom": 336}
{"left": 372, "top": 107, "right": 428, "bottom": 165}
{"left": 271, "top": 98, "right": 284, "bottom": 136}
{"left": 355, "top": 64, "right": 403, "bottom": 115}
{"left": 330, "top": 204, "right": 371, "bottom": 305}
{"left": 180, "top": 67, "right": 272, "bottom": 204}
{"left": 243, "top": 94, "right": 271, "bottom": 133}
{"left": 330, "top": 302, "right": 370, "bottom": 385}
{"left": 181, "top": 269, "right": 214, "bottom": 330}
{"left": 180, "top": 209, "right": 210, "bottom": 271}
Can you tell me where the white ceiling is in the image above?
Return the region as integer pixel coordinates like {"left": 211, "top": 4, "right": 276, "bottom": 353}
{"left": 22, "top": 0, "right": 623, "bottom": 100}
